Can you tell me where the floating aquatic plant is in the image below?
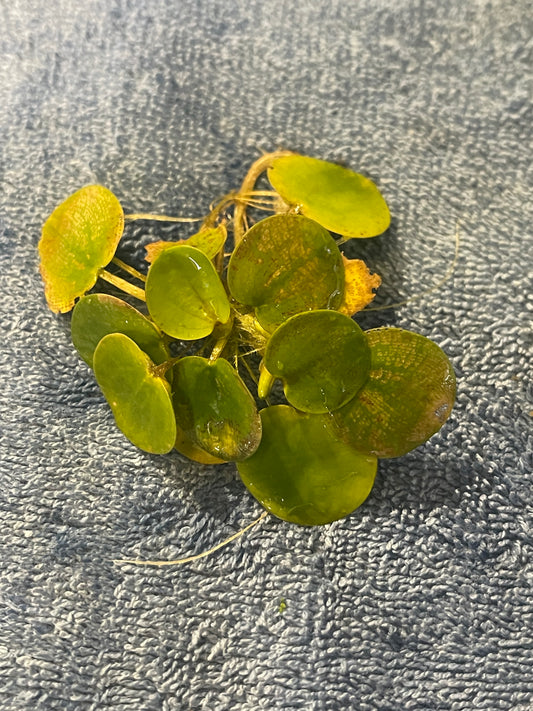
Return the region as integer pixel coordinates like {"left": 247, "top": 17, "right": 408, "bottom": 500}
{"left": 39, "top": 150, "right": 456, "bottom": 531}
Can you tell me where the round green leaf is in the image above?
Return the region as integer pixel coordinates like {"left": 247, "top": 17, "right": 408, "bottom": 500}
{"left": 227, "top": 214, "right": 344, "bottom": 331}
{"left": 93, "top": 333, "right": 176, "bottom": 454}
{"left": 71, "top": 294, "right": 169, "bottom": 368}
{"left": 39, "top": 185, "right": 124, "bottom": 312}
{"left": 268, "top": 154, "right": 390, "bottom": 239}
{"left": 263, "top": 310, "right": 370, "bottom": 413}
{"left": 332, "top": 328, "right": 456, "bottom": 457}
{"left": 171, "top": 356, "right": 261, "bottom": 461}
{"left": 237, "top": 405, "right": 377, "bottom": 526}
{"left": 145, "top": 245, "right": 231, "bottom": 340}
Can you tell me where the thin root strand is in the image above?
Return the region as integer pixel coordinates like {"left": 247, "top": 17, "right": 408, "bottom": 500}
{"left": 124, "top": 213, "right": 204, "bottom": 223}
{"left": 113, "top": 511, "right": 269, "bottom": 567}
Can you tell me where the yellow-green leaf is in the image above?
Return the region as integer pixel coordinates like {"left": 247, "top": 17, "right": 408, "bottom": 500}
{"left": 71, "top": 293, "right": 169, "bottom": 368}
{"left": 39, "top": 185, "right": 124, "bottom": 312}
{"left": 171, "top": 356, "right": 261, "bottom": 461}
{"left": 93, "top": 333, "right": 176, "bottom": 454}
{"left": 145, "top": 224, "right": 227, "bottom": 263}
{"left": 145, "top": 245, "right": 231, "bottom": 340}
{"left": 268, "top": 154, "right": 390, "bottom": 239}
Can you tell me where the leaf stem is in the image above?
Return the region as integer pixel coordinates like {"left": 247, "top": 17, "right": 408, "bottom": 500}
{"left": 239, "top": 352, "right": 259, "bottom": 385}
{"left": 233, "top": 150, "right": 294, "bottom": 246}
{"left": 258, "top": 364, "right": 276, "bottom": 400}
{"left": 98, "top": 269, "right": 146, "bottom": 302}
{"left": 202, "top": 192, "right": 238, "bottom": 229}
{"left": 112, "top": 257, "right": 147, "bottom": 282}
{"left": 240, "top": 190, "right": 279, "bottom": 198}
{"left": 124, "top": 213, "right": 204, "bottom": 223}
{"left": 209, "top": 318, "right": 234, "bottom": 362}
{"left": 151, "top": 356, "right": 181, "bottom": 378}
{"left": 237, "top": 199, "right": 278, "bottom": 212}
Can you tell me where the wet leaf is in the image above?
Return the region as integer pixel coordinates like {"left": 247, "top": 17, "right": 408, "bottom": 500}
{"left": 332, "top": 328, "right": 456, "bottom": 457}
{"left": 171, "top": 356, "right": 261, "bottom": 461}
{"left": 145, "top": 224, "right": 227, "bottom": 263}
{"left": 227, "top": 214, "right": 344, "bottom": 331}
{"left": 237, "top": 405, "right": 377, "bottom": 526}
{"left": 338, "top": 256, "right": 381, "bottom": 316}
{"left": 93, "top": 333, "right": 176, "bottom": 454}
{"left": 145, "top": 245, "right": 231, "bottom": 340}
{"left": 174, "top": 422, "right": 226, "bottom": 464}
{"left": 39, "top": 185, "right": 124, "bottom": 312}
{"left": 263, "top": 310, "right": 370, "bottom": 413}
{"left": 71, "top": 293, "right": 169, "bottom": 368}
{"left": 268, "top": 154, "right": 390, "bottom": 238}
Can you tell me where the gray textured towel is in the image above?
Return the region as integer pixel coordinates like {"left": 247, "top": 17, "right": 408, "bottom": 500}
{"left": 1, "top": 1, "right": 531, "bottom": 709}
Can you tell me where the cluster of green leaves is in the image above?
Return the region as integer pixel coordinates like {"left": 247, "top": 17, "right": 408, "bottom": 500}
{"left": 39, "top": 153, "right": 456, "bottom": 526}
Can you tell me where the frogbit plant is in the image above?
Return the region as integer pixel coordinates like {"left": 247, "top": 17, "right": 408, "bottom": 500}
{"left": 39, "top": 151, "right": 456, "bottom": 527}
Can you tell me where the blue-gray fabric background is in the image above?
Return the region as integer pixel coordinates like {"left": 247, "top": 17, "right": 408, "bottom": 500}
{"left": 1, "top": 1, "right": 531, "bottom": 709}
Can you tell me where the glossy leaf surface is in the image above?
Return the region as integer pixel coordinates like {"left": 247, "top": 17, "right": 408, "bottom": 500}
{"left": 145, "top": 245, "right": 230, "bottom": 339}
{"left": 333, "top": 328, "right": 456, "bottom": 457}
{"left": 145, "top": 224, "right": 227, "bottom": 263}
{"left": 172, "top": 356, "right": 261, "bottom": 461}
{"left": 268, "top": 155, "right": 390, "bottom": 239}
{"left": 94, "top": 333, "right": 176, "bottom": 454}
{"left": 227, "top": 214, "right": 344, "bottom": 331}
{"left": 71, "top": 293, "right": 169, "bottom": 368}
{"left": 237, "top": 405, "right": 377, "bottom": 526}
{"left": 39, "top": 185, "right": 124, "bottom": 312}
{"left": 174, "top": 422, "right": 226, "bottom": 465}
{"left": 263, "top": 310, "right": 370, "bottom": 413}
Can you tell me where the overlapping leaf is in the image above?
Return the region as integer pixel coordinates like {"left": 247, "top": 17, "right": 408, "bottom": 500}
{"left": 332, "top": 328, "right": 456, "bottom": 457}
{"left": 71, "top": 293, "right": 169, "bottom": 368}
{"left": 146, "top": 245, "right": 231, "bottom": 339}
{"left": 39, "top": 185, "right": 124, "bottom": 312}
{"left": 237, "top": 405, "right": 377, "bottom": 525}
{"left": 172, "top": 356, "right": 261, "bottom": 461}
{"left": 93, "top": 333, "right": 176, "bottom": 454}
{"left": 174, "top": 422, "right": 226, "bottom": 465}
{"left": 227, "top": 214, "right": 344, "bottom": 331}
{"left": 268, "top": 154, "right": 390, "bottom": 239}
{"left": 36, "top": 152, "right": 458, "bottom": 529}
{"left": 145, "top": 224, "right": 227, "bottom": 263}
{"left": 261, "top": 310, "right": 370, "bottom": 413}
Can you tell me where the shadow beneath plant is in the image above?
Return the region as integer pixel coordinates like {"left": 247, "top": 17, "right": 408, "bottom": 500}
{"left": 159, "top": 448, "right": 246, "bottom": 528}
{"left": 363, "top": 431, "right": 471, "bottom": 524}
{"left": 191, "top": 466, "right": 249, "bottom": 522}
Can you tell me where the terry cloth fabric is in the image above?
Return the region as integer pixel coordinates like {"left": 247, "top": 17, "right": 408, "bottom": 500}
{"left": 0, "top": 1, "right": 531, "bottom": 709}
